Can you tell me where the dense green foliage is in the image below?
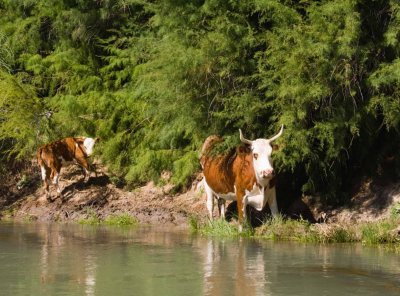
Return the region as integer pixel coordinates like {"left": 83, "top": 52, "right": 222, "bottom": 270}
{"left": 0, "top": 0, "right": 399, "bottom": 199}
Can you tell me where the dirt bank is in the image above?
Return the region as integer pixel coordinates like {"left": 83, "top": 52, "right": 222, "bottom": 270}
{"left": 317, "top": 178, "right": 400, "bottom": 223}
{"left": 0, "top": 165, "right": 207, "bottom": 227}
{"left": 1, "top": 163, "right": 399, "bottom": 227}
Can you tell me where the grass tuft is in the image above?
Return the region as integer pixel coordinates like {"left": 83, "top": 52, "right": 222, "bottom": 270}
{"left": 361, "top": 219, "right": 399, "bottom": 244}
{"left": 188, "top": 216, "right": 200, "bottom": 232}
{"left": 78, "top": 215, "right": 101, "bottom": 225}
{"left": 189, "top": 217, "right": 253, "bottom": 237}
{"left": 0, "top": 207, "right": 16, "bottom": 221}
{"left": 257, "top": 216, "right": 360, "bottom": 243}
{"left": 390, "top": 202, "right": 400, "bottom": 219}
{"left": 256, "top": 215, "right": 320, "bottom": 242}
{"left": 78, "top": 211, "right": 138, "bottom": 227}
{"left": 103, "top": 213, "right": 138, "bottom": 226}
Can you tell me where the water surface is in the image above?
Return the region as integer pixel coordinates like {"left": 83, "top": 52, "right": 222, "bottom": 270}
{"left": 0, "top": 223, "right": 399, "bottom": 296}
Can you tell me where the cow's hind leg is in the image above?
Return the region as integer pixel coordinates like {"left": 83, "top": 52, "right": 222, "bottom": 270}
{"left": 48, "top": 158, "right": 63, "bottom": 201}
{"left": 267, "top": 189, "right": 278, "bottom": 217}
{"left": 50, "top": 169, "right": 63, "bottom": 200}
{"left": 217, "top": 198, "right": 226, "bottom": 219}
{"left": 40, "top": 165, "right": 51, "bottom": 201}
{"left": 204, "top": 180, "right": 215, "bottom": 220}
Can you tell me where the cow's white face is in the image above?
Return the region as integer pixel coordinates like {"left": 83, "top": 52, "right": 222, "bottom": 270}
{"left": 239, "top": 125, "right": 283, "bottom": 186}
{"left": 83, "top": 137, "right": 98, "bottom": 156}
{"left": 251, "top": 139, "right": 275, "bottom": 183}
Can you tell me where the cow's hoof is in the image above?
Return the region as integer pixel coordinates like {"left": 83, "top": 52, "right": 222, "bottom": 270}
{"left": 238, "top": 224, "right": 243, "bottom": 233}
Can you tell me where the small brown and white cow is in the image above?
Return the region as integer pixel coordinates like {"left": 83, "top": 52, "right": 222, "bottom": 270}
{"left": 37, "top": 137, "right": 99, "bottom": 200}
{"left": 200, "top": 126, "right": 283, "bottom": 230}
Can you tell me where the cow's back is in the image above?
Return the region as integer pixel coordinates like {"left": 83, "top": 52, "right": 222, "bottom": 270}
{"left": 201, "top": 136, "right": 239, "bottom": 194}
{"left": 37, "top": 138, "right": 77, "bottom": 166}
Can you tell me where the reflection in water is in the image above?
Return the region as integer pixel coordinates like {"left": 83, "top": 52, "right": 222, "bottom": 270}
{"left": 38, "top": 223, "right": 98, "bottom": 295}
{"left": 201, "top": 239, "right": 269, "bottom": 296}
{"left": 197, "top": 237, "right": 400, "bottom": 296}
{"left": 0, "top": 223, "right": 399, "bottom": 296}
{"left": 84, "top": 254, "right": 97, "bottom": 296}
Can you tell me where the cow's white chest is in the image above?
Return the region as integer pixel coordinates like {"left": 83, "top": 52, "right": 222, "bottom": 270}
{"left": 245, "top": 184, "right": 267, "bottom": 211}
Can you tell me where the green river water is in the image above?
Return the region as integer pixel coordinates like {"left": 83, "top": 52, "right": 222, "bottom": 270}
{"left": 0, "top": 223, "right": 399, "bottom": 296}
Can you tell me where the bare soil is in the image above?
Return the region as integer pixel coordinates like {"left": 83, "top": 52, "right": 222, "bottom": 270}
{"left": 0, "top": 165, "right": 207, "bottom": 227}
{"left": 1, "top": 163, "right": 399, "bottom": 227}
{"left": 316, "top": 178, "right": 400, "bottom": 223}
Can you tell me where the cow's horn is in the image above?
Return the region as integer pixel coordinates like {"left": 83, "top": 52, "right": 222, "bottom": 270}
{"left": 268, "top": 125, "right": 284, "bottom": 142}
{"left": 239, "top": 129, "right": 252, "bottom": 145}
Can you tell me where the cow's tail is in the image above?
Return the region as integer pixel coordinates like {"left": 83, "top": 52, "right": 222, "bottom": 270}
{"left": 200, "top": 135, "right": 223, "bottom": 168}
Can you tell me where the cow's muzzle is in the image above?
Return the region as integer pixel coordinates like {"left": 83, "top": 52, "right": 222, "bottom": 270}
{"left": 261, "top": 169, "right": 274, "bottom": 179}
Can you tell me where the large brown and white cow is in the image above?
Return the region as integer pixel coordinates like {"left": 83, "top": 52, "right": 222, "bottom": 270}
{"left": 200, "top": 126, "right": 283, "bottom": 230}
{"left": 37, "top": 137, "right": 99, "bottom": 201}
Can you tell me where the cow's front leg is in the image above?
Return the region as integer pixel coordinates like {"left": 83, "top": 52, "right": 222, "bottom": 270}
{"left": 41, "top": 166, "right": 52, "bottom": 201}
{"left": 75, "top": 156, "right": 91, "bottom": 182}
{"left": 44, "top": 179, "right": 51, "bottom": 201}
{"left": 83, "top": 168, "right": 91, "bottom": 182}
{"left": 267, "top": 188, "right": 278, "bottom": 217}
{"left": 242, "top": 194, "right": 248, "bottom": 220}
{"left": 236, "top": 190, "right": 246, "bottom": 232}
{"left": 52, "top": 172, "right": 63, "bottom": 199}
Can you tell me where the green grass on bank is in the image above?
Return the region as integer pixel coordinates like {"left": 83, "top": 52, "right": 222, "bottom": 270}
{"left": 190, "top": 215, "right": 400, "bottom": 245}
{"left": 189, "top": 216, "right": 254, "bottom": 237}
{"left": 78, "top": 212, "right": 138, "bottom": 227}
{"left": 256, "top": 216, "right": 358, "bottom": 243}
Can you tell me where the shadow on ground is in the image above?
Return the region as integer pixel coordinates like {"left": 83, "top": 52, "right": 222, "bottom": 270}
{"left": 225, "top": 198, "right": 317, "bottom": 228}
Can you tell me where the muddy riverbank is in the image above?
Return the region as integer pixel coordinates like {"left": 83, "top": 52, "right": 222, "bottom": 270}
{"left": 1, "top": 163, "right": 400, "bottom": 228}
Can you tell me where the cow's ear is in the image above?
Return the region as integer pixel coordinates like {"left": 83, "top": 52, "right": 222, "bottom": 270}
{"left": 237, "top": 145, "right": 250, "bottom": 154}
{"left": 95, "top": 137, "right": 100, "bottom": 143}
{"left": 271, "top": 144, "right": 279, "bottom": 151}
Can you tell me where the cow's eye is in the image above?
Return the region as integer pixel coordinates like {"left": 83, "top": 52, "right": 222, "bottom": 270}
{"left": 253, "top": 153, "right": 258, "bottom": 160}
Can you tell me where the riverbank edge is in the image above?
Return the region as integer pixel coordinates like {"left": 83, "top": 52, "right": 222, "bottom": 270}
{"left": 189, "top": 215, "right": 400, "bottom": 245}
{"left": 1, "top": 211, "right": 399, "bottom": 247}
{"left": 1, "top": 165, "right": 400, "bottom": 245}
